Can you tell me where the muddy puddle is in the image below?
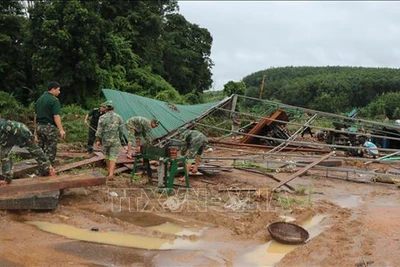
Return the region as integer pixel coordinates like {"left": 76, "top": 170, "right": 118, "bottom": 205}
{"left": 53, "top": 241, "right": 147, "bottom": 266}
{"left": 25, "top": 203, "right": 330, "bottom": 267}
{"left": 27, "top": 221, "right": 198, "bottom": 250}
{"left": 79, "top": 204, "right": 200, "bottom": 228}
{"left": 26, "top": 214, "right": 330, "bottom": 267}
{"left": 235, "top": 214, "right": 329, "bottom": 267}
{"left": 148, "top": 221, "right": 206, "bottom": 236}
{"left": 101, "top": 210, "right": 170, "bottom": 227}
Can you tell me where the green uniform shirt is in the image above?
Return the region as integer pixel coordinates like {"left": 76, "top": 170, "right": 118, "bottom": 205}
{"left": 88, "top": 108, "right": 105, "bottom": 128}
{"left": 0, "top": 119, "right": 51, "bottom": 176}
{"left": 180, "top": 130, "right": 207, "bottom": 158}
{"left": 95, "top": 111, "right": 124, "bottom": 146}
{"left": 0, "top": 119, "right": 33, "bottom": 143}
{"left": 125, "top": 116, "right": 153, "bottom": 143}
{"left": 35, "top": 92, "right": 62, "bottom": 126}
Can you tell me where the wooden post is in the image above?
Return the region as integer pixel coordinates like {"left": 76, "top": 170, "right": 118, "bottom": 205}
{"left": 259, "top": 75, "right": 266, "bottom": 99}
{"left": 271, "top": 151, "right": 335, "bottom": 192}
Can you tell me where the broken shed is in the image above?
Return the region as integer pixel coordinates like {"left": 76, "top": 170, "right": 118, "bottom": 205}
{"left": 240, "top": 109, "right": 290, "bottom": 144}
{"left": 102, "top": 89, "right": 233, "bottom": 141}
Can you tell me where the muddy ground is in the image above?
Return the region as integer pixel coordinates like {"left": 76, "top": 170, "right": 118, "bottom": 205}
{"left": 1, "top": 142, "right": 400, "bottom": 267}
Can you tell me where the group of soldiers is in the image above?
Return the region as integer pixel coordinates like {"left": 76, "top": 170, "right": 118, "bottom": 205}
{"left": 0, "top": 81, "right": 208, "bottom": 185}
{"left": 0, "top": 81, "right": 62, "bottom": 186}
{"left": 88, "top": 100, "right": 208, "bottom": 179}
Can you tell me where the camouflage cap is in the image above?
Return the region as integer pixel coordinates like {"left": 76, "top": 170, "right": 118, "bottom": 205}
{"left": 101, "top": 100, "right": 114, "bottom": 110}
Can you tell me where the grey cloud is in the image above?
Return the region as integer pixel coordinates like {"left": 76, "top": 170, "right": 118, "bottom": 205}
{"left": 179, "top": 1, "right": 400, "bottom": 90}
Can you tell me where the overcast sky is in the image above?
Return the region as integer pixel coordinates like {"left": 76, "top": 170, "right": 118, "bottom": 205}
{"left": 178, "top": 1, "right": 400, "bottom": 90}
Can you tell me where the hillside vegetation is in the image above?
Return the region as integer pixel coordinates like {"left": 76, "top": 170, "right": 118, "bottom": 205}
{"left": 1, "top": 0, "right": 212, "bottom": 107}
{"left": 2, "top": 1, "right": 400, "bottom": 128}
{"left": 241, "top": 66, "right": 400, "bottom": 119}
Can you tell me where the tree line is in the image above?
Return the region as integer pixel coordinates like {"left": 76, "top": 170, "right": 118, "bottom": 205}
{"left": 0, "top": 0, "right": 213, "bottom": 107}
{"left": 241, "top": 66, "right": 400, "bottom": 119}
{"left": 2, "top": 0, "right": 400, "bottom": 122}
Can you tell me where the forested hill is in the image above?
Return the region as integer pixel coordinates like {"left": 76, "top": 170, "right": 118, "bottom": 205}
{"left": 242, "top": 66, "right": 400, "bottom": 117}
{"left": 0, "top": 0, "right": 212, "bottom": 107}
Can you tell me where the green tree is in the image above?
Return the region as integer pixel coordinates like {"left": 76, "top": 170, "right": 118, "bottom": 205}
{"left": 27, "top": 0, "right": 105, "bottom": 104}
{"left": 223, "top": 81, "right": 246, "bottom": 96}
{"left": 163, "top": 13, "right": 213, "bottom": 95}
{"left": 0, "top": 0, "right": 27, "bottom": 100}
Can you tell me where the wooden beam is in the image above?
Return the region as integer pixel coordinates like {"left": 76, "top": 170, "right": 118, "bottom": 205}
{"left": 373, "top": 176, "right": 400, "bottom": 184}
{"left": 114, "top": 166, "right": 130, "bottom": 174}
{"left": 211, "top": 140, "right": 329, "bottom": 153}
{"left": 234, "top": 167, "right": 295, "bottom": 191}
{"left": 0, "top": 190, "right": 60, "bottom": 210}
{"left": 56, "top": 154, "right": 105, "bottom": 173}
{"left": 364, "top": 151, "right": 400, "bottom": 165}
{"left": 297, "top": 160, "right": 342, "bottom": 167}
{"left": 57, "top": 152, "right": 88, "bottom": 158}
{"left": 7, "top": 159, "right": 39, "bottom": 178}
{"left": 0, "top": 170, "right": 106, "bottom": 197}
{"left": 271, "top": 151, "right": 335, "bottom": 192}
{"left": 241, "top": 109, "right": 287, "bottom": 144}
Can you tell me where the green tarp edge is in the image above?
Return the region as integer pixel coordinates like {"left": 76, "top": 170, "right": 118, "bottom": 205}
{"left": 102, "top": 89, "right": 226, "bottom": 140}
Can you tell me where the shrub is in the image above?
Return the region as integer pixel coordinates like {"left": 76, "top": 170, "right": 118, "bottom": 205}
{"left": 0, "top": 92, "right": 30, "bottom": 122}
{"left": 61, "top": 104, "right": 89, "bottom": 144}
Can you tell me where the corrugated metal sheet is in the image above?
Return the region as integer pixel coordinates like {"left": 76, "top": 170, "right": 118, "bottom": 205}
{"left": 102, "top": 89, "right": 226, "bottom": 139}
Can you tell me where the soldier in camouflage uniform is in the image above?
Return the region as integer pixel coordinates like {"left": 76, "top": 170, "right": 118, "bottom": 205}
{"left": 125, "top": 116, "right": 159, "bottom": 158}
{"left": 178, "top": 129, "right": 208, "bottom": 175}
{"left": 95, "top": 101, "right": 124, "bottom": 179}
{"left": 84, "top": 103, "right": 106, "bottom": 153}
{"left": 34, "top": 81, "right": 66, "bottom": 164}
{"left": 0, "top": 119, "right": 55, "bottom": 185}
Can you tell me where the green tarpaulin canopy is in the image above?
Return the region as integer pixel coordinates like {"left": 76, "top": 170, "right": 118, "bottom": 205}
{"left": 102, "top": 89, "right": 231, "bottom": 140}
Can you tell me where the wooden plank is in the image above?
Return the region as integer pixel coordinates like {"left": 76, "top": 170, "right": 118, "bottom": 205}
{"left": 57, "top": 152, "right": 88, "bottom": 158}
{"left": 124, "top": 164, "right": 134, "bottom": 169}
{"left": 373, "top": 176, "right": 400, "bottom": 184}
{"left": 241, "top": 110, "right": 287, "bottom": 144}
{"left": 56, "top": 154, "right": 105, "bottom": 173}
{"left": 0, "top": 170, "right": 106, "bottom": 197}
{"left": 8, "top": 159, "right": 39, "bottom": 178}
{"left": 234, "top": 167, "right": 295, "bottom": 191}
{"left": 364, "top": 151, "right": 400, "bottom": 165}
{"left": 210, "top": 140, "right": 329, "bottom": 153}
{"left": 114, "top": 166, "right": 130, "bottom": 174}
{"left": 0, "top": 190, "right": 60, "bottom": 210}
{"left": 93, "top": 150, "right": 134, "bottom": 165}
{"left": 271, "top": 151, "right": 335, "bottom": 192}
{"left": 297, "top": 160, "right": 342, "bottom": 167}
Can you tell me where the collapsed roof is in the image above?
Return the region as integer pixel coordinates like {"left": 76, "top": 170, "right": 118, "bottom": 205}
{"left": 102, "top": 89, "right": 232, "bottom": 141}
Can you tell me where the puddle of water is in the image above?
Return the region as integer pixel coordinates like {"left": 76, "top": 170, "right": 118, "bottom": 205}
{"left": 55, "top": 240, "right": 147, "bottom": 266}
{"left": 332, "top": 195, "right": 362, "bottom": 208}
{"left": 303, "top": 214, "right": 326, "bottom": 238}
{"left": 147, "top": 221, "right": 205, "bottom": 237}
{"left": 27, "top": 221, "right": 195, "bottom": 250}
{"left": 97, "top": 210, "right": 169, "bottom": 227}
{"left": 236, "top": 215, "right": 327, "bottom": 267}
